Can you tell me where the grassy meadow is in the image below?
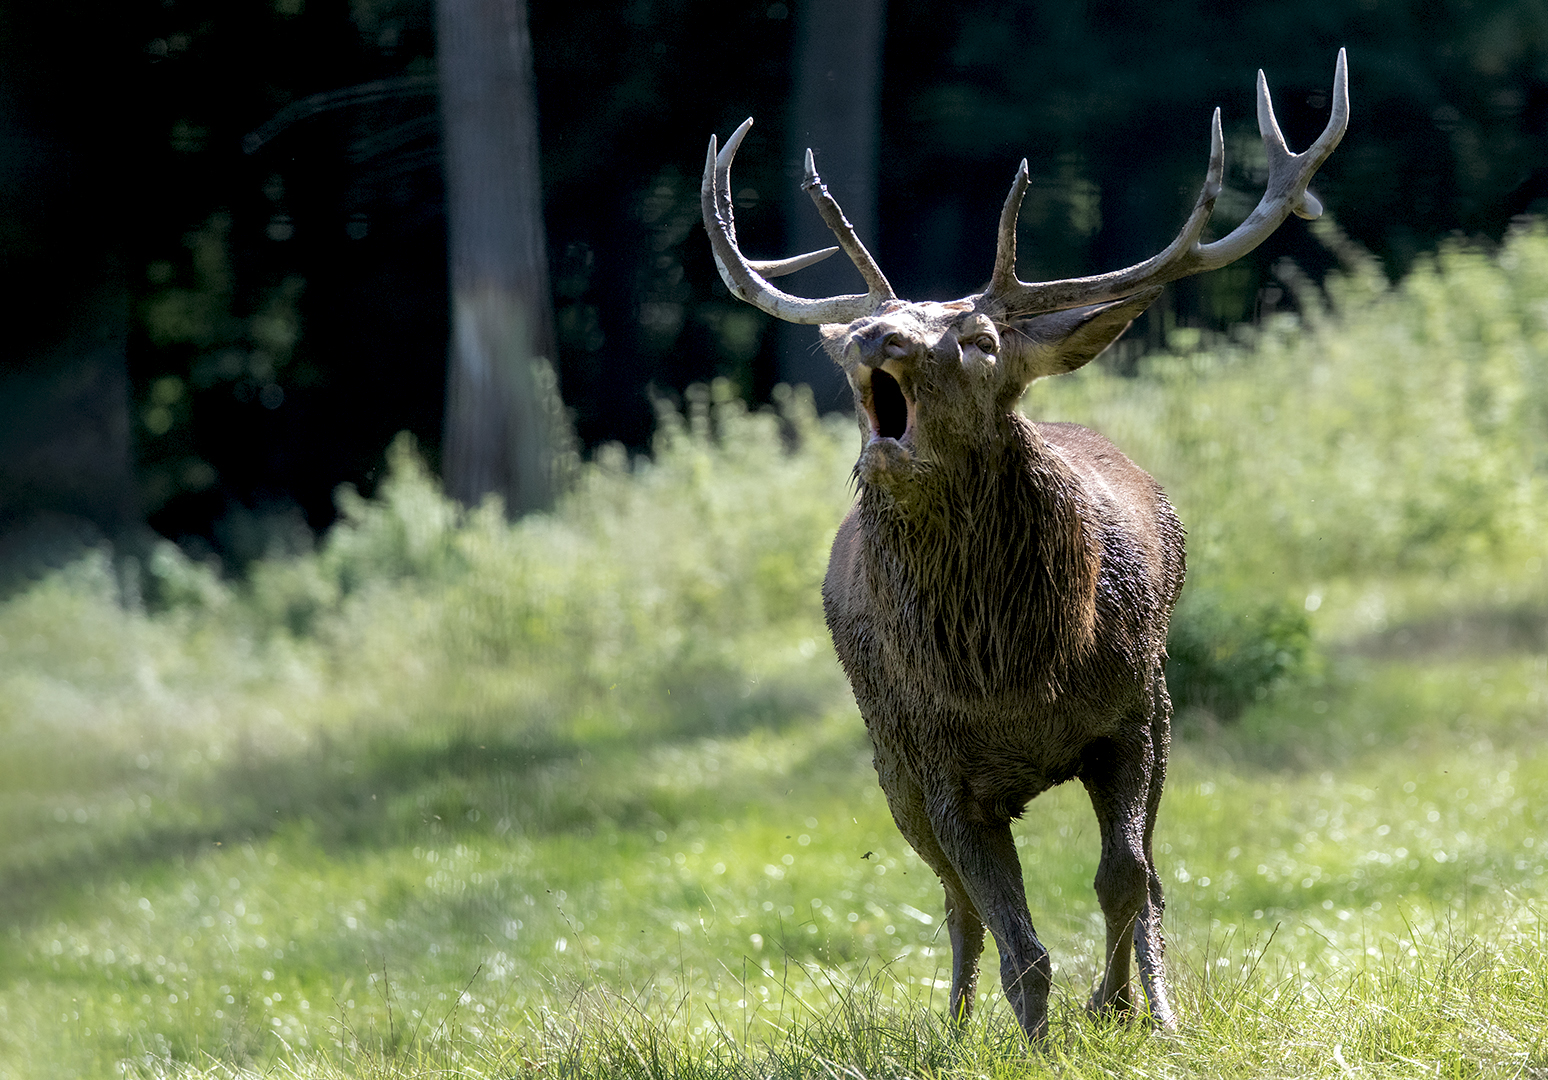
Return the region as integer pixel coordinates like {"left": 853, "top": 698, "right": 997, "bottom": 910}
{"left": 3, "top": 224, "right": 1547, "bottom": 1078}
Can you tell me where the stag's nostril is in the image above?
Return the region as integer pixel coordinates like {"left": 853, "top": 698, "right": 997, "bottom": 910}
{"left": 855, "top": 323, "right": 915, "bottom": 365}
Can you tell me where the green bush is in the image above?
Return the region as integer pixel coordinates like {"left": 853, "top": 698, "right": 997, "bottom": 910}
{"left": 1164, "top": 587, "right": 1315, "bottom": 719}
{"left": 141, "top": 381, "right": 857, "bottom": 751}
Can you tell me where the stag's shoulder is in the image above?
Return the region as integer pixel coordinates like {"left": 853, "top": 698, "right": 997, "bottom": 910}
{"left": 1031, "top": 419, "right": 1184, "bottom": 594}
{"left": 1031, "top": 421, "right": 1164, "bottom": 507}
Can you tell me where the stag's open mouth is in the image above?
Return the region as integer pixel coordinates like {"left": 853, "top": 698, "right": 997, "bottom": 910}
{"left": 864, "top": 367, "right": 914, "bottom": 444}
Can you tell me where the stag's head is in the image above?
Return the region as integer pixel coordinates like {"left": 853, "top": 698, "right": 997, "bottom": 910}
{"left": 703, "top": 52, "right": 1348, "bottom": 483}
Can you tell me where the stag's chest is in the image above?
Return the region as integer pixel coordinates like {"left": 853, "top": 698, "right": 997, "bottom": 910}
{"left": 831, "top": 468, "right": 1139, "bottom": 684}
{"left": 870, "top": 479, "right": 1086, "bottom": 662}
{"left": 824, "top": 488, "right": 1151, "bottom": 810}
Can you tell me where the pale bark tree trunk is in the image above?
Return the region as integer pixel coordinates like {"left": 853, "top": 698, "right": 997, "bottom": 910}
{"left": 780, "top": 0, "right": 888, "bottom": 407}
{"left": 436, "top": 0, "right": 563, "bottom": 514}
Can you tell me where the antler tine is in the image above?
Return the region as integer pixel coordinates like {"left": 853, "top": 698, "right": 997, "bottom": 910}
{"left": 752, "top": 248, "right": 842, "bottom": 279}
{"left": 721, "top": 126, "right": 843, "bottom": 278}
{"left": 700, "top": 118, "right": 890, "bottom": 325}
{"left": 991, "top": 160, "right": 1032, "bottom": 292}
{"left": 1192, "top": 47, "right": 1348, "bottom": 264}
{"left": 800, "top": 149, "right": 896, "bottom": 303}
{"left": 990, "top": 49, "right": 1349, "bottom": 316}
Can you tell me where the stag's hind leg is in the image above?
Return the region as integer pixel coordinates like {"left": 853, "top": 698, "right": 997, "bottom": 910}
{"left": 1132, "top": 673, "right": 1178, "bottom": 1030}
{"left": 1080, "top": 724, "right": 1160, "bottom": 1022}
{"left": 871, "top": 743, "right": 986, "bottom": 1026}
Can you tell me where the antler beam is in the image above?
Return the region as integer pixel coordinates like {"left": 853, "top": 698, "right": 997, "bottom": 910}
{"left": 700, "top": 118, "right": 895, "bottom": 325}
{"left": 990, "top": 49, "right": 1350, "bottom": 316}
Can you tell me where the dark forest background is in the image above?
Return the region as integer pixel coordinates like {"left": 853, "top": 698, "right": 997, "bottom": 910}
{"left": 5, "top": 0, "right": 1548, "bottom": 575}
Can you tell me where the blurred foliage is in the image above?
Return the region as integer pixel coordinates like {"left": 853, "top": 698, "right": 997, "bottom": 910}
{"left": 1165, "top": 588, "right": 1316, "bottom": 721}
{"left": 136, "top": 215, "right": 306, "bottom": 516}
{"left": 130, "top": 380, "right": 854, "bottom": 753}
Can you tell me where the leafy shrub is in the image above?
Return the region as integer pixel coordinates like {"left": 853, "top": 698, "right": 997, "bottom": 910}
{"left": 198, "top": 381, "right": 856, "bottom": 744}
{"left": 1164, "top": 587, "right": 1315, "bottom": 720}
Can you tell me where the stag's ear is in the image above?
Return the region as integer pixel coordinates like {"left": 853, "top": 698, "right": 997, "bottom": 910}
{"left": 1011, "top": 286, "right": 1163, "bottom": 381}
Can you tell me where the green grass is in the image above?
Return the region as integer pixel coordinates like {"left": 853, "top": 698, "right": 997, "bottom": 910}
{"left": 3, "top": 228, "right": 1548, "bottom": 1078}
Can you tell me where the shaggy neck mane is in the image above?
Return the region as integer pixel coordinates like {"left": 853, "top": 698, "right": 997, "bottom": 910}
{"left": 856, "top": 418, "right": 1100, "bottom": 702}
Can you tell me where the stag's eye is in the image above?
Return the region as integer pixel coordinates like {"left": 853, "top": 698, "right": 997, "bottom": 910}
{"left": 961, "top": 331, "right": 997, "bottom": 356}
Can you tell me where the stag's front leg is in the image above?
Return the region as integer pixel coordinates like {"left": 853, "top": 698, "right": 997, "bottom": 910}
{"left": 943, "top": 884, "right": 987, "bottom": 1025}
{"left": 927, "top": 796, "right": 1052, "bottom": 1041}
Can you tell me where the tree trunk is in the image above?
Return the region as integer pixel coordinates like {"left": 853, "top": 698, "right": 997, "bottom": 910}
{"left": 780, "top": 0, "right": 888, "bottom": 408}
{"left": 436, "top": 0, "right": 563, "bottom": 515}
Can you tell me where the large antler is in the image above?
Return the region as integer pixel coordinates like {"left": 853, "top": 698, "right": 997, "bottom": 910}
{"left": 990, "top": 49, "right": 1350, "bottom": 316}
{"left": 701, "top": 118, "right": 896, "bottom": 325}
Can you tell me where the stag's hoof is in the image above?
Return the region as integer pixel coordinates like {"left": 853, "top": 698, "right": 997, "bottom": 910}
{"left": 1148, "top": 1006, "right": 1180, "bottom": 1034}
{"left": 1012, "top": 1004, "right": 1049, "bottom": 1045}
{"left": 1084, "top": 991, "right": 1137, "bottom": 1022}
{"left": 1087, "top": 993, "right": 1180, "bottom": 1035}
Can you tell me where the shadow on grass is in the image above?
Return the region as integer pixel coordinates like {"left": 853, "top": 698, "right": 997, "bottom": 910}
{"left": 0, "top": 666, "right": 859, "bottom": 935}
{"left": 1175, "top": 618, "right": 1547, "bottom": 774}
{"left": 1350, "top": 601, "right": 1548, "bottom": 660}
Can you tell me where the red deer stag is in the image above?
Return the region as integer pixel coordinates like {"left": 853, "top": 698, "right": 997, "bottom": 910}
{"left": 701, "top": 52, "right": 1348, "bottom": 1040}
